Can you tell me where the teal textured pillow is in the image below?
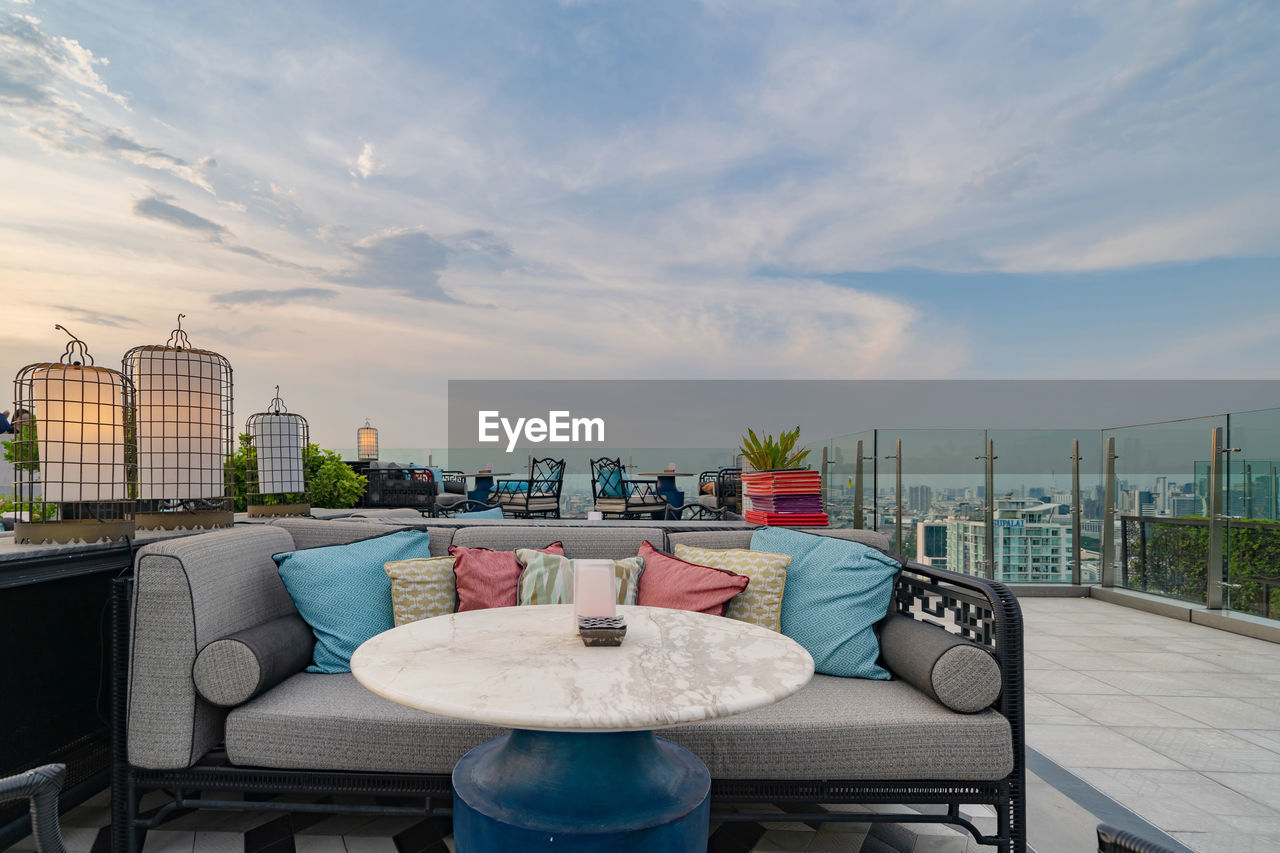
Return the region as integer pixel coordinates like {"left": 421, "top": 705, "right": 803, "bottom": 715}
{"left": 459, "top": 507, "right": 504, "bottom": 518}
{"left": 275, "top": 529, "right": 432, "bottom": 673}
{"left": 751, "top": 527, "right": 900, "bottom": 679}
{"left": 599, "top": 468, "right": 624, "bottom": 498}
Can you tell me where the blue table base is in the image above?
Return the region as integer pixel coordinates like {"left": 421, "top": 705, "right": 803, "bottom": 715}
{"left": 452, "top": 729, "right": 710, "bottom": 851}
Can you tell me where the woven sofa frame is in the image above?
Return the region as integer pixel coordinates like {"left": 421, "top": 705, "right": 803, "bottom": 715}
{"left": 109, "top": 548, "right": 1024, "bottom": 853}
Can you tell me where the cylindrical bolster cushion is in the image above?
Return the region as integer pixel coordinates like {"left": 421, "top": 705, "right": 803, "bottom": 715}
{"left": 879, "top": 613, "right": 1002, "bottom": 713}
{"left": 192, "top": 614, "right": 314, "bottom": 707}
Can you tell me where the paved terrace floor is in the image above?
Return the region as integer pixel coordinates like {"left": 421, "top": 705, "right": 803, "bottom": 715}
{"left": 12, "top": 596, "right": 1280, "bottom": 853}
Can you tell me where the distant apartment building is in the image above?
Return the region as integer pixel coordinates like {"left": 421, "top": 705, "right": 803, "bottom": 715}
{"left": 907, "top": 485, "right": 933, "bottom": 515}
{"left": 915, "top": 521, "right": 948, "bottom": 568}
{"left": 1169, "top": 494, "right": 1200, "bottom": 517}
{"left": 946, "top": 498, "right": 1073, "bottom": 582}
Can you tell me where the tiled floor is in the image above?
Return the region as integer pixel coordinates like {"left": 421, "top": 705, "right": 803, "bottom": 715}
{"left": 13, "top": 596, "right": 1279, "bottom": 852}
{"left": 1019, "top": 597, "right": 1280, "bottom": 853}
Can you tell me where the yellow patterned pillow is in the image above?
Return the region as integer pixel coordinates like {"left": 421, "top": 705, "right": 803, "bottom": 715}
{"left": 384, "top": 556, "right": 457, "bottom": 626}
{"left": 673, "top": 544, "right": 790, "bottom": 631}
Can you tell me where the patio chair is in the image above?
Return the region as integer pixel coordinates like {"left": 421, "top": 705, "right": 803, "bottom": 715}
{"left": 590, "top": 457, "right": 667, "bottom": 519}
{"left": 433, "top": 499, "right": 505, "bottom": 518}
{"left": 697, "top": 467, "right": 742, "bottom": 514}
{"left": 0, "top": 763, "right": 67, "bottom": 853}
{"left": 432, "top": 470, "right": 470, "bottom": 516}
{"left": 663, "top": 502, "right": 729, "bottom": 520}
{"left": 489, "top": 457, "right": 565, "bottom": 518}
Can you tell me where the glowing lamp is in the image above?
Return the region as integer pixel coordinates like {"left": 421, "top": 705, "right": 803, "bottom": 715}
{"left": 357, "top": 418, "right": 379, "bottom": 461}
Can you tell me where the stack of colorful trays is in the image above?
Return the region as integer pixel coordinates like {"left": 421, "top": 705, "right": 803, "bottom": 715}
{"left": 741, "top": 469, "right": 829, "bottom": 527}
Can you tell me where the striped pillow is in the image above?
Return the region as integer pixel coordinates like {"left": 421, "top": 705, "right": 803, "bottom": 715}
{"left": 515, "top": 550, "right": 643, "bottom": 607}
{"left": 635, "top": 541, "right": 749, "bottom": 616}
{"left": 672, "top": 543, "right": 790, "bottom": 632}
{"left": 451, "top": 542, "right": 564, "bottom": 611}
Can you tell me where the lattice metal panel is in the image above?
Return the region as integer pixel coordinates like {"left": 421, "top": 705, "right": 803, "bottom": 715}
{"left": 894, "top": 565, "right": 999, "bottom": 647}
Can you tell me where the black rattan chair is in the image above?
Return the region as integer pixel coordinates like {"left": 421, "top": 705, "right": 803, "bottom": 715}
{"left": 490, "top": 458, "right": 565, "bottom": 518}
{"left": 0, "top": 764, "right": 67, "bottom": 853}
{"left": 590, "top": 458, "right": 667, "bottom": 519}
{"left": 432, "top": 499, "right": 504, "bottom": 518}
{"left": 696, "top": 467, "right": 742, "bottom": 514}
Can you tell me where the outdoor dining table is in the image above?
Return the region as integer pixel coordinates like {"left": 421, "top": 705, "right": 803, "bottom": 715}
{"left": 458, "top": 471, "right": 512, "bottom": 503}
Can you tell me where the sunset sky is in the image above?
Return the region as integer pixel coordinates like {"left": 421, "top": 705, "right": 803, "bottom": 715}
{"left": 2, "top": 0, "right": 1278, "bottom": 448}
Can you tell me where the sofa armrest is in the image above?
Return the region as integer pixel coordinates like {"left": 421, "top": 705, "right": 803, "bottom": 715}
{"left": 127, "top": 525, "right": 297, "bottom": 770}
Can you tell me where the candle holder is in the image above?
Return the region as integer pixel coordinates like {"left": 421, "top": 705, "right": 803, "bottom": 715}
{"left": 123, "top": 315, "right": 233, "bottom": 530}
{"left": 578, "top": 615, "right": 626, "bottom": 647}
{"left": 11, "top": 326, "right": 134, "bottom": 543}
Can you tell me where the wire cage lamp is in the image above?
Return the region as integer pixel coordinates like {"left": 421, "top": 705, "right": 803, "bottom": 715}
{"left": 122, "top": 314, "right": 234, "bottom": 530}
{"left": 357, "top": 418, "right": 379, "bottom": 461}
{"left": 245, "top": 386, "right": 311, "bottom": 517}
{"left": 11, "top": 326, "right": 134, "bottom": 544}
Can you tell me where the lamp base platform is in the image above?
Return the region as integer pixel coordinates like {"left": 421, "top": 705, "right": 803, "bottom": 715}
{"left": 247, "top": 503, "right": 311, "bottom": 518}
{"left": 134, "top": 510, "right": 234, "bottom": 530}
{"left": 14, "top": 519, "right": 135, "bottom": 544}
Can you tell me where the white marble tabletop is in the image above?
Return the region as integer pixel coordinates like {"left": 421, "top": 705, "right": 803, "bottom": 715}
{"left": 351, "top": 604, "right": 814, "bottom": 733}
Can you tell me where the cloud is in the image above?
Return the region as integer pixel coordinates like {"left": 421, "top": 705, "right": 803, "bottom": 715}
{"left": 133, "top": 193, "right": 229, "bottom": 238}
{"left": 351, "top": 141, "right": 382, "bottom": 179}
{"left": 327, "top": 228, "right": 461, "bottom": 302}
{"left": 52, "top": 305, "right": 139, "bottom": 329}
{"left": 0, "top": 11, "right": 216, "bottom": 191}
{"left": 210, "top": 287, "right": 339, "bottom": 307}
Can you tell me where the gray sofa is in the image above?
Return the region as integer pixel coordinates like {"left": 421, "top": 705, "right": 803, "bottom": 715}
{"left": 112, "top": 518, "right": 1025, "bottom": 852}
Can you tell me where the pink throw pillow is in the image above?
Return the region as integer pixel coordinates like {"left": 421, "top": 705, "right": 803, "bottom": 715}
{"left": 636, "top": 540, "right": 750, "bottom": 617}
{"left": 452, "top": 541, "right": 565, "bottom": 611}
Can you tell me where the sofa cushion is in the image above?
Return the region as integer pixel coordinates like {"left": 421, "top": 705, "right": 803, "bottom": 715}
{"left": 451, "top": 525, "right": 665, "bottom": 560}
{"left": 751, "top": 527, "right": 900, "bottom": 680}
{"left": 385, "top": 556, "right": 458, "bottom": 625}
{"left": 193, "top": 614, "right": 315, "bottom": 707}
{"left": 451, "top": 542, "right": 564, "bottom": 611}
{"left": 662, "top": 675, "right": 1013, "bottom": 781}
{"left": 636, "top": 541, "right": 749, "bottom": 617}
{"left": 275, "top": 529, "right": 434, "bottom": 673}
{"left": 224, "top": 672, "right": 504, "bottom": 774}
{"left": 514, "top": 550, "right": 642, "bottom": 607}
{"left": 223, "top": 673, "right": 1012, "bottom": 782}
{"left": 879, "top": 614, "right": 1002, "bottom": 713}
{"left": 673, "top": 543, "right": 790, "bottom": 632}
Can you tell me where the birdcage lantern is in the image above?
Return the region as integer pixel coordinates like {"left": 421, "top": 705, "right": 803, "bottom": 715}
{"left": 245, "top": 386, "right": 310, "bottom": 517}
{"left": 122, "top": 314, "right": 234, "bottom": 530}
{"left": 11, "top": 326, "right": 134, "bottom": 544}
{"left": 357, "top": 418, "right": 379, "bottom": 461}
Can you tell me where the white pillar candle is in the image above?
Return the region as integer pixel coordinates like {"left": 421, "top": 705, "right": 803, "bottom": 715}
{"left": 252, "top": 414, "right": 305, "bottom": 494}
{"left": 573, "top": 559, "right": 616, "bottom": 619}
{"left": 31, "top": 366, "right": 127, "bottom": 502}
{"left": 131, "top": 347, "right": 227, "bottom": 500}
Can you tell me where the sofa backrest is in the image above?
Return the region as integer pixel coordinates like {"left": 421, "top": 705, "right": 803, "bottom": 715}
{"left": 128, "top": 525, "right": 296, "bottom": 770}
{"left": 667, "top": 526, "right": 891, "bottom": 552}
{"left": 269, "top": 517, "right": 454, "bottom": 556}
{"left": 450, "top": 525, "right": 666, "bottom": 559}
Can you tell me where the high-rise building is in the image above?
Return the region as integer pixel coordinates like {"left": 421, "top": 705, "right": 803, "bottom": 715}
{"left": 946, "top": 498, "right": 1073, "bottom": 583}
{"left": 907, "top": 485, "right": 933, "bottom": 516}
{"left": 915, "top": 521, "right": 948, "bottom": 568}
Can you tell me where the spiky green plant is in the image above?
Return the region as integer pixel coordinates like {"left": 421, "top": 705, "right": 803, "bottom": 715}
{"left": 739, "top": 426, "right": 811, "bottom": 471}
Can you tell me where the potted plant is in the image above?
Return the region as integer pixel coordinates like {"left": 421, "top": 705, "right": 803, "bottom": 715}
{"left": 738, "top": 426, "right": 811, "bottom": 471}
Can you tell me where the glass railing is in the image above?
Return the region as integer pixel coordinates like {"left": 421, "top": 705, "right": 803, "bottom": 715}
{"left": 811, "top": 408, "right": 1280, "bottom": 621}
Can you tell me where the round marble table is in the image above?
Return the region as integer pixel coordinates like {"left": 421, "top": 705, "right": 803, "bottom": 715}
{"left": 352, "top": 604, "right": 814, "bottom": 852}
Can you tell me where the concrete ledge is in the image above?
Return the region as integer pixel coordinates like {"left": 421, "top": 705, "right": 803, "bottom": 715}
{"left": 1089, "top": 585, "right": 1280, "bottom": 644}
{"left": 1007, "top": 584, "right": 1090, "bottom": 598}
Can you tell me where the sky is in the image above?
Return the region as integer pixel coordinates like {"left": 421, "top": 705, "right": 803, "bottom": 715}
{"left": 2, "top": 0, "right": 1278, "bottom": 449}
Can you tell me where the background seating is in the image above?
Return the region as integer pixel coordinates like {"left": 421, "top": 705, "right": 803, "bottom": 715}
{"left": 590, "top": 457, "right": 667, "bottom": 519}
{"left": 489, "top": 458, "right": 565, "bottom": 518}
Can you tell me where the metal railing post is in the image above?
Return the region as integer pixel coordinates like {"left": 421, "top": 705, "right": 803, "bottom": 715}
{"left": 1207, "top": 426, "right": 1225, "bottom": 610}
{"left": 1070, "top": 438, "right": 1082, "bottom": 586}
{"left": 853, "top": 440, "right": 866, "bottom": 529}
{"left": 975, "top": 437, "right": 996, "bottom": 580}
{"left": 820, "top": 446, "right": 830, "bottom": 513}
{"left": 1101, "top": 437, "right": 1117, "bottom": 588}
{"left": 885, "top": 439, "right": 903, "bottom": 555}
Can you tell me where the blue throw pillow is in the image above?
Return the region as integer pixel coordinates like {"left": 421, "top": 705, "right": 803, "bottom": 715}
{"left": 751, "top": 528, "right": 900, "bottom": 679}
{"left": 599, "top": 467, "right": 624, "bottom": 498}
{"left": 459, "top": 507, "right": 504, "bottom": 518}
{"left": 275, "top": 529, "right": 432, "bottom": 673}
{"left": 495, "top": 480, "right": 528, "bottom": 495}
